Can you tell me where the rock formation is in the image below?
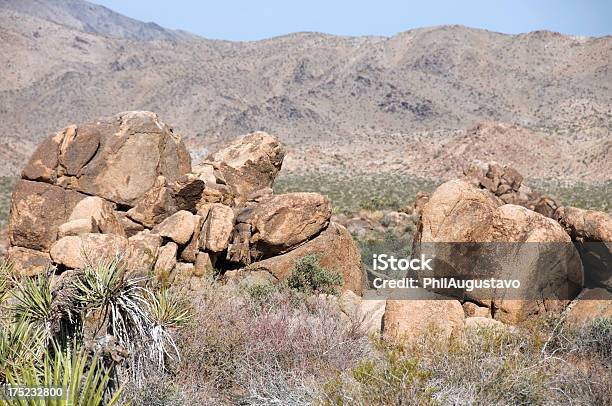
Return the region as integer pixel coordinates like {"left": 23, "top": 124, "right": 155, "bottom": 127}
{"left": 409, "top": 163, "right": 610, "bottom": 326}
{"left": 6, "top": 111, "right": 364, "bottom": 295}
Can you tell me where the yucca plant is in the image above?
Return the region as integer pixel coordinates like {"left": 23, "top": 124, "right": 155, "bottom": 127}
{"left": 3, "top": 345, "right": 124, "bottom": 406}
{"left": 0, "top": 319, "right": 46, "bottom": 382}
{"left": 10, "top": 272, "right": 53, "bottom": 335}
{"left": 0, "top": 260, "right": 14, "bottom": 307}
{"left": 147, "top": 288, "right": 192, "bottom": 368}
{"left": 72, "top": 259, "right": 151, "bottom": 350}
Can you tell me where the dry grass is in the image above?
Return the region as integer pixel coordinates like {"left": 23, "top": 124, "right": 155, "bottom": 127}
{"left": 124, "top": 276, "right": 612, "bottom": 405}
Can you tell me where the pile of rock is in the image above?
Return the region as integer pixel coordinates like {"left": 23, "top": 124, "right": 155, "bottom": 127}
{"left": 388, "top": 164, "right": 612, "bottom": 332}
{"left": 6, "top": 111, "right": 364, "bottom": 294}
{"left": 463, "top": 161, "right": 560, "bottom": 217}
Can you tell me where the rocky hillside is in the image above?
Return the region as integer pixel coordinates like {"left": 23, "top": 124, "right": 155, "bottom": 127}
{"left": 0, "top": 0, "right": 610, "bottom": 181}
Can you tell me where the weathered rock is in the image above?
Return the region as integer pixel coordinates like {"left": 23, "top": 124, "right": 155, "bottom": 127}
{"left": 414, "top": 180, "right": 583, "bottom": 324}
{"left": 244, "top": 222, "right": 364, "bottom": 295}
{"left": 115, "top": 212, "right": 144, "bottom": 237}
{"left": 226, "top": 222, "right": 252, "bottom": 263}
{"left": 199, "top": 203, "right": 235, "bottom": 253}
{"left": 554, "top": 206, "right": 612, "bottom": 290}
{"left": 237, "top": 192, "right": 331, "bottom": 258}
{"left": 21, "top": 126, "right": 71, "bottom": 183}
{"left": 180, "top": 215, "right": 203, "bottom": 262}
{"left": 247, "top": 187, "right": 274, "bottom": 203}
{"left": 415, "top": 179, "right": 500, "bottom": 244}
{"left": 199, "top": 131, "right": 285, "bottom": 203}
{"left": 554, "top": 206, "right": 612, "bottom": 242}
{"left": 173, "top": 174, "right": 206, "bottom": 212}
{"left": 126, "top": 176, "right": 178, "bottom": 228}
{"left": 533, "top": 196, "right": 559, "bottom": 219}
{"left": 7, "top": 246, "right": 52, "bottom": 276}
{"left": 154, "top": 242, "right": 178, "bottom": 284}
{"left": 127, "top": 230, "right": 162, "bottom": 275}
{"left": 462, "top": 302, "right": 491, "bottom": 318}
{"left": 383, "top": 295, "right": 464, "bottom": 343}
{"left": 58, "top": 218, "right": 98, "bottom": 238}
{"left": 565, "top": 288, "right": 612, "bottom": 325}
{"left": 194, "top": 251, "right": 214, "bottom": 277}
{"left": 49, "top": 234, "right": 129, "bottom": 269}
{"left": 154, "top": 210, "right": 196, "bottom": 245}
{"left": 68, "top": 196, "right": 125, "bottom": 236}
{"left": 22, "top": 112, "right": 191, "bottom": 206}
{"left": 9, "top": 180, "right": 86, "bottom": 251}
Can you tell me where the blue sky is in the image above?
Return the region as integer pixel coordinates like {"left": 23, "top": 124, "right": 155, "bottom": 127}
{"left": 92, "top": 0, "right": 611, "bottom": 41}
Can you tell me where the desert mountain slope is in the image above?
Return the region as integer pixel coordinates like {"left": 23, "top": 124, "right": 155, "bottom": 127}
{"left": 0, "top": 0, "right": 610, "bottom": 181}
{"left": 0, "top": 0, "right": 191, "bottom": 40}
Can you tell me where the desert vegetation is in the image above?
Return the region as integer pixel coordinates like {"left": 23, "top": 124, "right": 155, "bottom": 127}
{"left": 2, "top": 254, "right": 610, "bottom": 405}
{"left": 0, "top": 257, "right": 191, "bottom": 404}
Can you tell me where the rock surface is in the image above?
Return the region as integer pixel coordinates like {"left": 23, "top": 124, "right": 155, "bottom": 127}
{"left": 554, "top": 206, "right": 612, "bottom": 242}
{"left": 7, "top": 246, "right": 52, "bottom": 276}
{"left": 198, "top": 131, "right": 284, "bottom": 204}
{"left": 414, "top": 178, "right": 584, "bottom": 324}
{"left": 383, "top": 294, "right": 464, "bottom": 343}
{"left": 154, "top": 210, "right": 196, "bottom": 245}
{"left": 68, "top": 196, "right": 125, "bottom": 236}
{"left": 49, "top": 234, "right": 128, "bottom": 269}
{"left": 9, "top": 180, "right": 86, "bottom": 251}
{"left": 245, "top": 222, "right": 364, "bottom": 295}
{"left": 21, "top": 111, "right": 191, "bottom": 206}
{"left": 234, "top": 192, "right": 331, "bottom": 259}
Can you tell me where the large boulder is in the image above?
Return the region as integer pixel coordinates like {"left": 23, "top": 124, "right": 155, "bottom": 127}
{"left": 415, "top": 179, "right": 500, "bottom": 244}
{"left": 21, "top": 111, "right": 191, "bottom": 206}
{"left": 6, "top": 247, "right": 52, "bottom": 276}
{"left": 565, "top": 288, "right": 612, "bottom": 326}
{"left": 244, "top": 222, "right": 364, "bottom": 295}
{"left": 9, "top": 180, "right": 86, "bottom": 251}
{"left": 232, "top": 192, "right": 331, "bottom": 260}
{"left": 49, "top": 234, "right": 129, "bottom": 269}
{"left": 68, "top": 196, "right": 125, "bottom": 236}
{"left": 414, "top": 180, "right": 583, "bottom": 324}
{"left": 196, "top": 132, "right": 285, "bottom": 204}
{"left": 382, "top": 293, "right": 465, "bottom": 343}
{"left": 554, "top": 206, "right": 612, "bottom": 242}
{"left": 153, "top": 210, "right": 197, "bottom": 245}
{"left": 199, "top": 203, "right": 235, "bottom": 253}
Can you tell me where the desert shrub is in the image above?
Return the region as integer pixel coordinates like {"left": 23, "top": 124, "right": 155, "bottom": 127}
{"left": 287, "top": 254, "right": 343, "bottom": 295}
{"left": 174, "top": 279, "right": 371, "bottom": 404}
{"left": 274, "top": 171, "right": 438, "bottom": 214}
{"left": 578, "top": 316, "right": 612, "bottom": 359}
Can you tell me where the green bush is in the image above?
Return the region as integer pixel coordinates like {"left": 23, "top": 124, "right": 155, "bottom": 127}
{"left": 287, "top": 254, "right": 343, "bottom": 295}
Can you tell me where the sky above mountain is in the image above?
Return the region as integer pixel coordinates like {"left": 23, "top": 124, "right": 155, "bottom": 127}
{"left": 91, "top": 0, "right": 612, "bottom": 40}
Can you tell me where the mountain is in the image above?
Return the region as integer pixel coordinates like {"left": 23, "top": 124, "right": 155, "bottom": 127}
{"left": 0, "top": 0, "right": 610, "bottom": 182}
{"left": 0, "top": 0, "right": 192, "bottom": 40}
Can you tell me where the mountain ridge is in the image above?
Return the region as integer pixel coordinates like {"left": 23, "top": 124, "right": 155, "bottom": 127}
{"left": 0, "top": 0, "right": 610, "bottom": 182}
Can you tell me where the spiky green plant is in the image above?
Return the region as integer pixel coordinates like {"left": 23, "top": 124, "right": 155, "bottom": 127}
{"left": 3, "top": 346, "right": 124, "bottom": 406}
{"left": 11, "top": 272, "right": 53, "bottom": 334}
{"left": 147, "top": 288, "right": 192, "bottom": 369}
{"left": 0, "top": 320, "right": 46, "bottom": 382}
{"left": 72, "top": 259, "right": 151, "bottom": 352}
{"left": 0, "top": 260, "right": 14, "bottom": 307}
